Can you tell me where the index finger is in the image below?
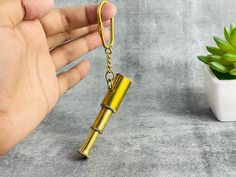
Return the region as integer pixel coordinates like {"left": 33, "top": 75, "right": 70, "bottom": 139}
{"left": 40, "top": 3, "right": 117, "bottom": 37}
{"left": 0, "top": 0, "right": 54, "bottom": 27}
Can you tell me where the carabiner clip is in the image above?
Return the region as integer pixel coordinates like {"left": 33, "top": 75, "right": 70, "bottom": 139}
{"left": 97, "top": 0, "right": 114, "bottom": 49}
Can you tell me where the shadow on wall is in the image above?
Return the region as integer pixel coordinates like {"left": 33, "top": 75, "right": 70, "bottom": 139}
{"left": 158, "top": 86, "right": 216, "bottom": 121}
{"left": 153, "top": 57, "right": 216, "bottom": 122}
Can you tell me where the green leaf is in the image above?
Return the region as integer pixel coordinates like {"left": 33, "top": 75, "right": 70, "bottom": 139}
{"left": 206, "top": 46, "right": 225, "bottom": 55}
{"left": 233, "top": 62, "right": 236, "bottom": 67}
{"left": 230, "top": 28, "right": 236, "bottom": 48}
{"left": 229, "top": 68, "right": 236, "bottom": 76}
{"left": 230, "top": 23, "right": 236, "bottom": 32}
{"left": 209, "top": 62, "right": 229, "bottom": 73}
{"left": 208, "top": 55, "right": 232, "bottom": 66}
{"left": 197, "top": 56, "right": 209, "bottom": 64}
{"left": 208, "top": 55, "right": 221, "bottom": 61}
{"left": 224, "top": 26, "right": 231, "bottom": 43}
{"left": 213, "top": 36, "right": 236, "bottom": 53}
{"left": 211, "top": 68, "right": 236, "bottom": 80}
{"left": 223, "top": 53, "right": 236, "bottom": 62}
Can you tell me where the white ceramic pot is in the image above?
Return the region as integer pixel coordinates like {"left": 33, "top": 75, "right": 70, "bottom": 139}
{"left": 203, "top": 67, "right": 236, "bottom": 122}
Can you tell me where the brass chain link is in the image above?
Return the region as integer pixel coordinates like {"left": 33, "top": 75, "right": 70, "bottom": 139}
{"left": 97, "top": 0, "right": 115, "bottom": 89}
{"left": 105, "top": 47, "right": 115, "bottom": 89}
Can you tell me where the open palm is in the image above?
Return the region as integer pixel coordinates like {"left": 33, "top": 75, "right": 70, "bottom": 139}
{"left": 0, "top": 0, "right": 116, "bottom": 155}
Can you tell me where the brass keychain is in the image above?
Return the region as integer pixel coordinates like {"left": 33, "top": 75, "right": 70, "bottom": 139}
{"left": 77, "top": 0, "right": 132, "bottom": 158}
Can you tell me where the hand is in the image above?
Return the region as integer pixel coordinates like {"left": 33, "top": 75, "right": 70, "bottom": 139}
{"left": 0, "top": 0, "right": 116, "bottom": 155}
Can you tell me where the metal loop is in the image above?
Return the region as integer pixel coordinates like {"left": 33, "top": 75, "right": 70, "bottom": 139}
{"left": 106, "top": 71, "right": 114, "bottom": 89}
{"left": 97, "top": 0, "right": 114, "bottom": 49}
{"left": 107, "top": 80, "right": 113, "bottom": 89}
{"left": 105, "top": 71, "right": 115, "bottom": 82}
{"left": 105, "top": 48, "right": 112, "bottom": 55}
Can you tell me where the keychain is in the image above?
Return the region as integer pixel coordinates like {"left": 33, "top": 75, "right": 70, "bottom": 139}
{"left": 77, "top": 0, "right": 132, "bottom": 158}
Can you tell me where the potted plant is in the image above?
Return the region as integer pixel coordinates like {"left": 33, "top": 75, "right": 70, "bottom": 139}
{"left": 198, "top": 23, "right": 236, "bottom": 122}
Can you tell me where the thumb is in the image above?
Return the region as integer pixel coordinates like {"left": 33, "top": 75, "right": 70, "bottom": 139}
{"left": 22, "top": 0, "right": 54, "bottom": 20}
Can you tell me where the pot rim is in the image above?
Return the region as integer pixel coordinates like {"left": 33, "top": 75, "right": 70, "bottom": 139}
{"left": 204, "top": 66, "right": 236, "bottom": 84}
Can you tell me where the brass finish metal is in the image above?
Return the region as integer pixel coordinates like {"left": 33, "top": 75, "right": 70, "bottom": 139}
{"left": 101, "top": 74, "right": 132, "bottom": 113}
{"left": 97, "top": 0, "right": 114, "bottom": 49}
{"left": 78, "top": 0, "right": 132, "bottom": 159}
{"left": 78, "top": 74, "right": 132, "bottom": 158}
{"left": 92, "top": 108, "right": 113, "bottom": 133}
{"left": 78, "top": 130, "right": 99, "bottom": 158}
{"left": 97, "top": 0, "right": 115, "bottom": 89}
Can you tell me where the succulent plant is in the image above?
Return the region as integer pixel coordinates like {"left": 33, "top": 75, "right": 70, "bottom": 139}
{"left": 198, "top": 23, "right": 236, "bottom": 78}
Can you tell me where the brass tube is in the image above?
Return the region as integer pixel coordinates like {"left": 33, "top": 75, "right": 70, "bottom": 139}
{"left": 78, "top": 108, "right": 113, "bottom": 158}
{"left": 92, "top": 108, "right": 113, "bottom": 133}
{"left": 78, "top": 74, "right": 132, "bottom": 158}
{"left": 78, "top": 130, "right": 99, "bottom": 158}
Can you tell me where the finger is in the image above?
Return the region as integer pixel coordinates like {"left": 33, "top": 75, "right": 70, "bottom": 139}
{"left": 40, "top": 2, "right": 116, "bottom": 37}
{"left": 47, "top": 20, "right": 110, "bottom": 49}
{"left": 0, "top": 0, "right": 24, "bottom": 27}
{"left": 0, "top": 0, "right": 54, "bottom": 27}
{"left": 50, "top": 29, "right": 109, "bottom": 70}
{"left": 22, "top": 0, "right": 54, "bottom": 20}
{"left": 58, "top": 60, "right": 90, "bottom": 96}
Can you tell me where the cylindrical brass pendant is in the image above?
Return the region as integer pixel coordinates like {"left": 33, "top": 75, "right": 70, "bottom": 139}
{"left": 77, "top": 74, "right": 132, "bottom": 158}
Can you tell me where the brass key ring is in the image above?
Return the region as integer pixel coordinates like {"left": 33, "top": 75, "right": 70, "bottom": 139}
{"left": 97, "top": 0, "right": 115, "bottom": 89}
{"left": 97, "top": 0, "right": 114, "bottom": 49}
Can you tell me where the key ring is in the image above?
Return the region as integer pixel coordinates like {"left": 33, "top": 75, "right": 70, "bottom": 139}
{"left": 97, "top": 0, "right": 114, "bottom": 49}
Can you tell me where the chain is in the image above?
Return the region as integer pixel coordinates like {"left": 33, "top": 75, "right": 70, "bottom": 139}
{"left": 105, "top": 47, "right": 115, "bottom": 89}
{"left": 98, "top": 0, "right": 115, "bottom": 89}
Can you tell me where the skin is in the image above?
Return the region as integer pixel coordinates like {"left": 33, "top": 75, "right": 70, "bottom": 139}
{"left": 0, "top": 0, "right": 117, "bottom": 156}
